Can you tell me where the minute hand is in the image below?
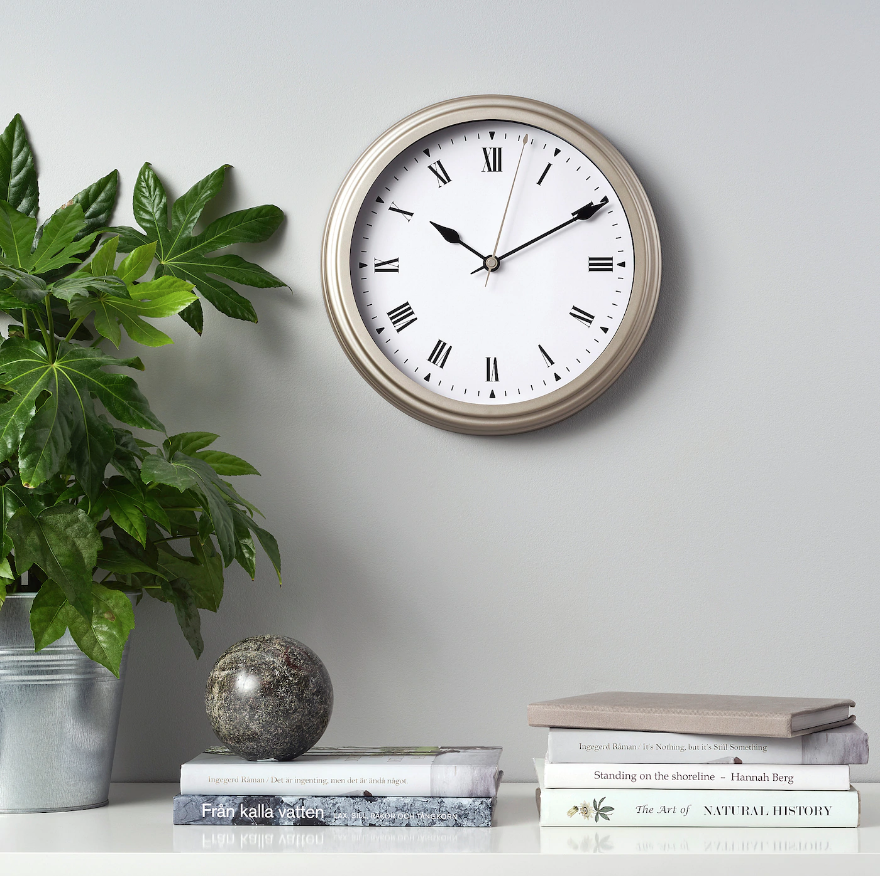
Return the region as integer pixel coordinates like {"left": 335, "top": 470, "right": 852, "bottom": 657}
{"left": 470, "top": 197, "right": 609, "bottom": 274}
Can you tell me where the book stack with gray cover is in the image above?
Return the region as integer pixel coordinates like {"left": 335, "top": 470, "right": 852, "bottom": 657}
{"left": 528, "top": 691, "right": 867, "bottom": 827}
{"left": 173, "top": 746, "right": 502, "bottom": 827}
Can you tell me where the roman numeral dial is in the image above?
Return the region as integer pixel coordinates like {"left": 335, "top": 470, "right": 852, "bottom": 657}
{"left": 374, "top": 257, "right": 399, "bottom": 272}
{"left": 387, "top": 302, "right": 416, "bottom": 331}
{"left": 427, "top": 161, "right": 451, "bottom": 186}
{"left": 428, "top": 340, "right": 452, "bottom": 368}
{"left": 348, "top": 116, "right": 639, "bottom": 411}
{"left": 481, "top": 147, "right": 502, "bottom": 172}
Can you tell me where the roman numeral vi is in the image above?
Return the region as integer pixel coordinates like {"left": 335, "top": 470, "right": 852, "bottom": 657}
{"left": 486, "top": 357, "right": 499, "bottom": 382}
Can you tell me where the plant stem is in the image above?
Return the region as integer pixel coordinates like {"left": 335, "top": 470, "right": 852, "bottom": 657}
{"left": 31, "top": 311, "right": 52, "bottom": 357}
{"left": 21, "top": 311, "right": 29, "bottom": 340}
{"left": 63, "top": 315, "right": 86, "bottom": 344}
{"left": 43, "top": 300, "right": 56, "bottom": 359}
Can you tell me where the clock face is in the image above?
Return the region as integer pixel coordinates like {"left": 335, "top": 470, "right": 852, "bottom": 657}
{"left": 323, "top": 96, "right": 660, "bottom": 434}
{"left": 349, "top": 120, "right": 636, "bottom": 405}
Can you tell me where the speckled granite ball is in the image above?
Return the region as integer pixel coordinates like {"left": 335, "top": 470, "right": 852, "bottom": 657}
{"left": 205, "top": 636, "right": 333, "bottom": 761}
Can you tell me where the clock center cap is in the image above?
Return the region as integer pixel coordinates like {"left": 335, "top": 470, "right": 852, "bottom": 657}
{"left": 484, "top": 255, "right": 499, "bottom": 272}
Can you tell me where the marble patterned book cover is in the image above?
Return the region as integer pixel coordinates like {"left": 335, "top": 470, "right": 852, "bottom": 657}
{"left": 173, "top": 793, "right": 497, "bottom": 827}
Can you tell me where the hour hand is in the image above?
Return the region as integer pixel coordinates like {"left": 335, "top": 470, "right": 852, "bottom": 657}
{"left": 430, "top": 221, "right": 487, "bottom": 261}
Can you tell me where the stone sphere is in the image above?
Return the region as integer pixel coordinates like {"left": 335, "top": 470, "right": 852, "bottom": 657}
{"left": 205, "top": 635, "right": 333, "bottom": 761}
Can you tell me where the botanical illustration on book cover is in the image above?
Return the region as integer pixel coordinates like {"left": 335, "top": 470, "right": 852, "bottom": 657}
{"left": 567, "top": 797, "right": 615, "bottom": 822}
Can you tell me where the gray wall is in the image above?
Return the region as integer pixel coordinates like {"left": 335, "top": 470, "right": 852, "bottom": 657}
{"left": 5, "top": 1, "right": 879, "bottom": 782}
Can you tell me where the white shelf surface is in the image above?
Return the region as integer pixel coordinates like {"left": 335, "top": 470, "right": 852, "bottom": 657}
{"left": 1, "top": 782, "right": 879, "bottom": 875}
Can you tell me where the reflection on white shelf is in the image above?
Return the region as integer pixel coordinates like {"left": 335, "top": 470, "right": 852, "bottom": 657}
{"left": 539, "top": 826, "right": 859, "bottom": 855}
{"left": 174, "top": 824, "right": 494, "bottom": 854}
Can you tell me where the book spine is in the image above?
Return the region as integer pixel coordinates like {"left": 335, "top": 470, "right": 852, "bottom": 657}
{"left": 180, "top": 762, "right": 496, "bottom": 797}
{"left": 543, "top": 762, "right": 851, "bottom": 791}
{"left": 173, "top": 794, "right": 495, "bottom": 827}
{"left": 538, "top": 786, "right": 860, "bottom": 827}
{"left": 547, "top": 729, "right": 804, "bottom": 764}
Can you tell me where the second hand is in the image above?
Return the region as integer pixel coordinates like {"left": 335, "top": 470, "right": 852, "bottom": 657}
{"left": 484, "top": 133, "right": 529, "bottom": 287}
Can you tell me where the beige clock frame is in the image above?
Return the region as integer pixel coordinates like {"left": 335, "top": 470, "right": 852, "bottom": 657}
{"left": 322, "top": 94, "right": 661, "bottom": 435}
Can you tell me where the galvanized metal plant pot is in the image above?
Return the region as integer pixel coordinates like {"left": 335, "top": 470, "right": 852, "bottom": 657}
{"left": 0, "top": 593, "right": 130, "bottom": 813}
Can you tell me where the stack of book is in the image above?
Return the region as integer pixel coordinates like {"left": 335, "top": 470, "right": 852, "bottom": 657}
{"left": 173, "top": 746, "right": 502, "bottom": 827}
{"left": 528, "top": 692, "right": 866, "bottom": 827}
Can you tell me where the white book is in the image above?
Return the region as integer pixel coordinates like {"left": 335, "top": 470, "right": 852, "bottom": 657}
{"left": 543, "top": 761, "right": 850, "bottom": 791}
{"left": 180, "top": 746, "right": 501, "bottom": 797}
{"left": 535, "top": 760, "right": 860, "bottom": 827}
{"left": 546, "top": 723, "right": 868, "bottom": 765}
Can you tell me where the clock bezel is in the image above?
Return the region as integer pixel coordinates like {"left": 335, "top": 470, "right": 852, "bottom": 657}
{"left": 322, "top": 94, "right": 661, "bottom": 435}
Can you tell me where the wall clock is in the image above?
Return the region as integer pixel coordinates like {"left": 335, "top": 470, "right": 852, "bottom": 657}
{"left": 322, "top": 95, "right": 661, "bottom": 435}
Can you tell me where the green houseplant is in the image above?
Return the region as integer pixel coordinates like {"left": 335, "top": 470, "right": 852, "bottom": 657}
{"left": 0, "top": 113, "right": 284, "bottom": 673}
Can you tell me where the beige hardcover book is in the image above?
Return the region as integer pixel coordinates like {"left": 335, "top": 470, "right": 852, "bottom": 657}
{"left": 527, "top": 692, "right": 855, "bottom": 737}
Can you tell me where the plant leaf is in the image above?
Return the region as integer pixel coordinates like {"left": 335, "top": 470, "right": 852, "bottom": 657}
{"left": 169, "top": 164, "right": 229, "bottom": 242}
{"left": 103, "top": 225, "right": 148, "bottom": 253}
{"left": 192, "top": 253, "right": 285, "bottom": 289}
{"left": 164, "top": 431, "right": 218, "bottom": 457}
{"left": 161, "top": 261, "right": 257, "bottom": 322}
{"left": 0, "top": 341, "right": 161, "bottom": 487}
{"left": 8, "top": 505, "right": 101, "bottom": 617}
{"left": 109, "top": 428, "right": 143, "bottom": 484}
{"left": 31, "top": 579, "right": 134, "bottom": 676}
{"left": 116, "top": 240, "right": 157, "bottom": 284}
{"left": 18, "top": 376, "right": 74, "bottom": 488}
{"left": 160, "top": 575, "right": 203, "bottom": 657}
{"left": 30, "top": 579, "right": 70, "bottom": 650}
{"left": 97, "top": 480, "right": 147, "bottom": 545}
{"left": 97, "top": 539, "right": 166, "bottom": 577}
{"left": 166, "top": 453, "right": 236, "bottom": 566}
{"left": 141, "top": 454, "right": 197, "bottom": 491}
{"left": 158, "top": 541, "right": 223, "bottom": 612}
{"left": 232, "top": 507, "right": 281, "bottom": 584}
{"left": 66, "top": 582, "right": 134, "bottom": 676}
{"left": 65, "top": 394, "right": 116, "bottom": 502}
{"left": 0, "top": 200, "right": 37, "bottom": 270}
{"left": 69, "top": 274, "right": 196, "bottom": 347}
{"left": 232, "top": 512, "right": 256, "bottom": 579}
{"left": 0, "top": 265, "right": 48, "bottom": 304}
{"left": 132, "top": 163, "right": 170, "bottom": 255}
{"left": 177, "top": 298, "right": 203, "bottom": 334}
{"left": 184, "top": 206, "right": 284, "bottom": 255}
{"left": 30, "top": 203, "right": 88, "bottom": 273}
{"left": 194, "top": 449, "right": 260, "bottom": 476}
{"left": 52, "top": 344, "right": 164, "bottom": 430}
{"left": 111, "top": 165, "right": 284, "bottom": 327}
{"left": 0, "top": 115, "right": 38, "bottom": 217}
{"left": 149, "top": 485, "right": 200, "bottom": 535}
{"left": 0, "top": 339, "right": 53, "bottom": 462}
{"left": 87, "top": 234, "right": 118, "bottom": 277}
{"left": 67, "top": 170, "right": 118, "bottom": 239}
{"left": 52, "top": 272, "right": 128, "bottom": 302}
{"left": 0, "top": 483, "right": 25, "bottom": 567}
